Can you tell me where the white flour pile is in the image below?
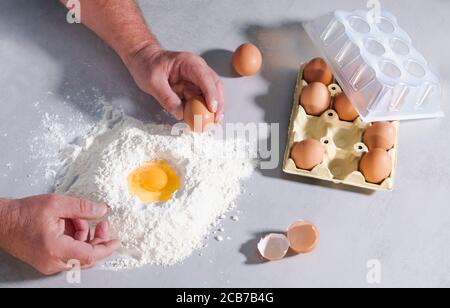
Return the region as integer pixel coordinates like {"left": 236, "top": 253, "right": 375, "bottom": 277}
{"left": 55, "top": 107, "right": 256, "bottom": 268}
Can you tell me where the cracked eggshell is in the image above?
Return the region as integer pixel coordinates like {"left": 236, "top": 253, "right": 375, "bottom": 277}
{"left": 287, "top": 221, "right": 320, "bottom": 254}
{"left": 257, "top": 233, "right": 290, "bottom": 261}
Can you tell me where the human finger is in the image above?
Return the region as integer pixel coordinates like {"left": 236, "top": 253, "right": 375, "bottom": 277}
{"left": 60, "top": 236, "right": 121, "bottom": 266}
{"left": 56, "top": 197, "right": 107, "bottom": 221}
{"left": 93, "top": 221, "right": 110, "bottom": 241}
{"left": 72, "top": 219, "right": 91, "bottom": 242}
{"left": 186, "top": 65, "right": 220, "bottom": 114}
{"left": 214, "top": 77, "right": 226, "bottom": 123}
{"left": 149, "top": 78, "right": 183, "bottom": 120}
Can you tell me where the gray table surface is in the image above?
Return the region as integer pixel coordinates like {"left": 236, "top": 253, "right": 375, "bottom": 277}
{"left": 0, "top": 0, "right": 449, "bottom": 288}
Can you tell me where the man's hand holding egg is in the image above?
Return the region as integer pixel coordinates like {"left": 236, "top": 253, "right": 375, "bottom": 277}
{"left": 126, "top": 46, "right": 225, "bottom": 123}
{"left": 182, "top": 42, "right": 264, "bottom": 133}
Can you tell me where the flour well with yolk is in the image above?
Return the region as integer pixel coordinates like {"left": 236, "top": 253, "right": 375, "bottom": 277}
{"left": 55, "top": 111, "right": 256, "bottom": 268}
{"left": 128, "top": 160, "right": 180, "bottom": 203}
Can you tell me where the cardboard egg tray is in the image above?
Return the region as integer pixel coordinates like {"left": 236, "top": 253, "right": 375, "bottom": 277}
{"left": 282, "top": 63, "right": 399, "bottom": 191}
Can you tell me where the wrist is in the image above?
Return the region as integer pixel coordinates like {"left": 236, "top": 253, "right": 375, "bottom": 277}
{"left": 122, "top": 40, "right": 162, "bottom": 69}
{"left": 0, "top": 199, "right": 13, "bottom": 250}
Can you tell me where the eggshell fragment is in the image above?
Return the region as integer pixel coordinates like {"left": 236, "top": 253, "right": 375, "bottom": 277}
{"left": 291, "top": 139, "right": 325, "bottom": 170}
{"left": 303, "top": 57, "right": 333, "bottom": 85}
{"left": 363, "top": 122, "right": 396, "bottom": 150}
{"left": 333, "top": 92, "right": 359, "bottom": 122}
{"left": 232, "top": 43, "right": 262, "bottom": 76}
{"left": 184, "top": 96, "right": 215, "bottom": 132}
{"left": 359, "top": 148, "right": 393, "bottom": 184}
{"left": 257, "top": 233, "right": 290, "bottom": 261}
{"left": 287, "top": 221, "right": 320, "bottom": 254}
{"left": 300, "top": 82, "right": 331, "bottom": 116}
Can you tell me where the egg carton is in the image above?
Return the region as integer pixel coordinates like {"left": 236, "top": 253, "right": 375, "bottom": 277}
{"left": 282, "top": 63, "right": 399, "bottom": 191}
{"left": 303, "top": 9, "right": 443, "bottom": 122}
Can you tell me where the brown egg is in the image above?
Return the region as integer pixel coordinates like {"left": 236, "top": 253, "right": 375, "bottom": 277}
{"left": 291, "top": 139, "right": 324, "bottom": 170}
{"left": 303, "top": 57, "right": 334, "bottom": 85}
{"left": 363, "top": 122, "right": 396, "bottom": 150}
{"left": 300, "top": 82, "right": 331, "bottom": 116}
{"left": 232, "top": 43, "right": 262, "bottom": 76}
{"left": 184, "top": 96, "right": 215, "bottom": 132}
{"left": 334, "top": 92, "right": 359, "bottom": 122}
{"left": 359, "top": 148, "right": 393, "bottom": 184}
{"left": 287, "top": 221, "right": 320, "bottom": 254}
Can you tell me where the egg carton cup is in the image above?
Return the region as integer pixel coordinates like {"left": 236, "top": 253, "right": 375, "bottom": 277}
{"left": 282, "top": 64, "right": 399, "bottom": 191}
{"left": 303, "top": 9, "right": 443, "bottom": 122}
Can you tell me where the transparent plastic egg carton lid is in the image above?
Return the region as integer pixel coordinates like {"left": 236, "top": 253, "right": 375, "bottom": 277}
{"left": 303, "top": 9, "right": 444, "bottom": 122}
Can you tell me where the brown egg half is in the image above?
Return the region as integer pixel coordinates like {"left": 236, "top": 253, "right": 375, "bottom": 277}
{"left": 363, "top": 122, "right": 396, "bottom": 150}
{"left": 184, "top": 96, "right": 215, "bottom": 132}
{"left": 287, "top": 221, "right": 320, "bottom": 254}
{"left": 359, "top": 148, "right": 393, "bottom": 184}
{"left": 232, "top": 43, "right": 262, "bottom": 76}
{"left": 333, "top": 92, "right": 359, "bottom": 122}
{"left": 303, "top": 57, "right": 334, "bottom": 85}
{"left": 291, "top": 139, "right": 324, "bottom": 170}
{"left": 300, "top": 82, "right": 331, "bottom": 116}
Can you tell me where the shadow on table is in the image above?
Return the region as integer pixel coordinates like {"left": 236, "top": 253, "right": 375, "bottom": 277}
{"left": 0, "top": 251, "right": 45, "bottom": 283}
{"left": 0, "top": 0, "right": 175, "bottom": 125}
{"left": 201, "top": 49, "right": 239, "bottom": 78}
{"left": 239, "top": 231, "right": 302, "bottom": 265}
{"left": 243, "top": 21, "right": 374, "bottom": 196}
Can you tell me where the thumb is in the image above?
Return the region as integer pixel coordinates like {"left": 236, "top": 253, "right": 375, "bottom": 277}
{"left": 56, "top": 196, "right": 108, "bottom": 220}
{"left": 150, "top": 79, "right": 183, "bottom": 120}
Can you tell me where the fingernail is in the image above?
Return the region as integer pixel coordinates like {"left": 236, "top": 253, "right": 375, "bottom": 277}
{"left": 211, "top": 100, "right": 218, "bottom": 113}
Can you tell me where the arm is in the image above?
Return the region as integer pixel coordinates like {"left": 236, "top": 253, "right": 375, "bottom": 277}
{"left": 0, "top": 199, "right": 12, "bottom": 250}
{"left": 62, "top": 0, "right": 156, "bottom": 66}
{"left": 0, "top": 195, "right": 120, "bottom": 275}
{"left": 61, "top": 0, "right": 225, "bottom": 122}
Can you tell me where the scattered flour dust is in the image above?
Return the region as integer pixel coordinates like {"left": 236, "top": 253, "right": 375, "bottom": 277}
{"left": 54, "top": 107, "right": 256, "bottom": 269}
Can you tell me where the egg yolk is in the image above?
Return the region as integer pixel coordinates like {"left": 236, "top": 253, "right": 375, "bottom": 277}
{"left": 139, "top": 166, "right": 168, "bottom": 191}
{"left": 128, "top": 161, "right": 180, "bottom": 203}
